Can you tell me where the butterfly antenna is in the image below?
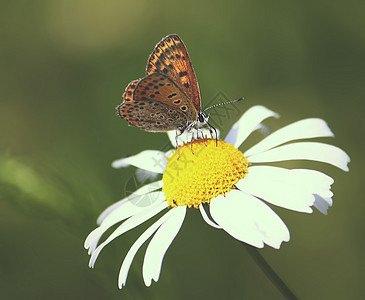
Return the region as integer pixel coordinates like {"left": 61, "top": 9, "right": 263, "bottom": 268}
{"left": 203, "top": 97, "right": 244, "bottom": 112}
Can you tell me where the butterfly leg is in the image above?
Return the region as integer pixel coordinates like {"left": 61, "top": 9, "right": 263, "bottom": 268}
{"left": 213, "top": 127, "right": 218, "bottom": 146}
{"left": 175, "top": 127, "right": 187, "bottom": 159}
{"left": 200, "top": 130, "right": 207, "bottom": 146}
{"left": 208, "top": 128, "right": 214, "bottom": 143}
{"left": 175, "top": 129, "right": 183, "bottom": 159}
{"left": 206, "top": 122, "right": 218, "bottom": 146}
{"left": 190, "top": 131, "right": 195, "bottom": 155}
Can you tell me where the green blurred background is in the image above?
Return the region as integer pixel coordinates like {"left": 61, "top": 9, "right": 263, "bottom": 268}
{"left": 0, "top": 0, "right": 363, "bottom": 299}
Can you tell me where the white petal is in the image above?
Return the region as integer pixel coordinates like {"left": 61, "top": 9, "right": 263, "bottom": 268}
{"left": 89, "top": 202, "right": 167, "bottom": 268}
{"left": 210, "top": 190, "right": 289, "bottom": 249}
{"left": 289, "top": 169, "right": 334, "bottom": 198}
{"left": 313, "top": 194, "right": 333, "bottom": 215}
{"left": 248, "top": 142, "right": 350, "bottom": 171}
{"left": 167, "top": 130, "right": 180, "bottom": 147}
{"left": 85, "top": 191, "right": 166, "bottom": 255}
{"left": 236, "top": 166, "right": 314, "bottom": 213}
{"left": 244, "top": 118, "right": 334, "bottom": 157}
{"left": 235, "top": 167, "right": 335, "bottom": 213}
{"left": 118, "top": 210, "right": 171, "bottom": 289}
{"left": 167, "top": 129, "right": 220, "bottom": 148}
{"left": 253, "top": 123, "right": 272, "bottom": 137}
{"left": 167, "top": 130, "right": 193, "bottom": 147}
{"left": 224, "top": 106, "right": 279, "bottom": 148}
{"left": 199, "top": 204, "right": 222, "bottom": 229}
{"left": 167, "top": 131, "right": 177, "bottom": 147}
{"left": 85, "top": 227, "right": 103, "bottom": 255}
{"left": 135, "top": 168, "right": 159, "bottom": 182}
{"left": 112, "top": 150, "right": 167, "bottom": 173}
{"left": 143, "top": 206, "right": 186, "bottom": 286}
{"left": 97, "top": 181, "right": 163, "bottom": 225}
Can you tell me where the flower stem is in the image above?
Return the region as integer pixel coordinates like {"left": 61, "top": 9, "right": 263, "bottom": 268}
{"left": 245, "top": 245, "right": 298, "bottom": 300}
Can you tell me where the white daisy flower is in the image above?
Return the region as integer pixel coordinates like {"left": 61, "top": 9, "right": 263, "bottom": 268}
{"left": 84, "top": 105, "right": 350, "bottom": 289}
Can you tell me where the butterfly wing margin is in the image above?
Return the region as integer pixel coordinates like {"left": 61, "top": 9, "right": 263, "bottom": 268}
{"left": 122, "top": 79, "right": 140, "bottom": 102}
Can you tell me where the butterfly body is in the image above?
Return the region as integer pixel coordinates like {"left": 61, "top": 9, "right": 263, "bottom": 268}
{"left": 118, "top": 34, "right": 206, "bottom": 134}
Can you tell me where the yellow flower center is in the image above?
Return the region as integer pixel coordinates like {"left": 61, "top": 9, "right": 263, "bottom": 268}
{"left": 162, "top": 138, "right": 249, "bottom": 208}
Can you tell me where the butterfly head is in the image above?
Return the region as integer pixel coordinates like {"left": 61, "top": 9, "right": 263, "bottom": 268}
{"left": 197, "top": 111, "right": 209, "bottom": 127}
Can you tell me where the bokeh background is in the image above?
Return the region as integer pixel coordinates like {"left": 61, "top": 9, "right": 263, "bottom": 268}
{"left": 1, "top": 0, "right": 363, "bottom": 299}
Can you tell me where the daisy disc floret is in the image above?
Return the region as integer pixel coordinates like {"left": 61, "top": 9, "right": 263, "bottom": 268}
{"left": 163, "top": 139, "right": 248, "bottom": 208}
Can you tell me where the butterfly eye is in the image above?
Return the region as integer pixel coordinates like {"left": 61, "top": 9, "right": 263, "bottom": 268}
{"left": 198, "top": 113, "right": 205, "bottom": 122}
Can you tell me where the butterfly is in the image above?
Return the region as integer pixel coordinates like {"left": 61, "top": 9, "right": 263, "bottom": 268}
{"left": 117, "top": 34, "right": 216, "bottom": 141}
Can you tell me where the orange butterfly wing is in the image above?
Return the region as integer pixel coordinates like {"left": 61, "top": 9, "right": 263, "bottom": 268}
{"left": 146, "top": 34, "right": 201, "bottom": 111}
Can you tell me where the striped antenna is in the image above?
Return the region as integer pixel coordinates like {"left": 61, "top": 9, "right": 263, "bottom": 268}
{"left": 203, "top": 97, "right": 244, "bottom": 112}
